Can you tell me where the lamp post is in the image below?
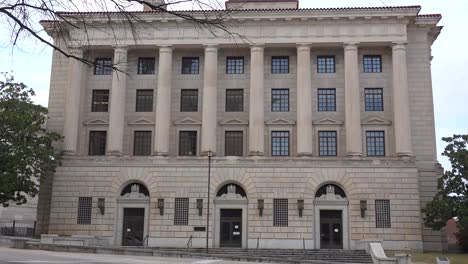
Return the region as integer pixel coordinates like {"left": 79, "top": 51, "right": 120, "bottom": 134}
{"left": 206, "top": 149, "right": 213, "bottom": 254}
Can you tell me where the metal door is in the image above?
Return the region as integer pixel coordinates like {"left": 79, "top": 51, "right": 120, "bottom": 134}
{"left": 122, "top": 208, "right": 145, "bottom": 246}
{"left": 320, "top": 210, "right": 343, "bottom": 249}
{"left": 220, "top": 209, "right": 242, "bottom": 247}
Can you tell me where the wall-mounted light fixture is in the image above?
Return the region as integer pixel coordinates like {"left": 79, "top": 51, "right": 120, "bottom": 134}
{"left": 258, "top": 199, "right": 264, "bottom": 217}
{"left": 196, "top": 199, "right": 203, "bottom": 216}
{"left": 158, "top": 198, "right": 164, "bottom": 216}
{"left": 98, "top": 198, "right": 105, "bottom": 215}
{"left": 360, "top": 200, "right": 367, "bottom": 218}
{"left": 297, "top": 199, "right": 304, "bottom": 217}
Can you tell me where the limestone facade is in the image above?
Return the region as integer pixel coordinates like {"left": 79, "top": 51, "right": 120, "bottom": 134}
{"left": 39, "top": 1, "right": 443, "bottom": 251}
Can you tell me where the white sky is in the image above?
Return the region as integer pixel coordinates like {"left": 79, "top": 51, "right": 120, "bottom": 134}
{"left": 0, "top": 0, "right": 466, "bottom": 170}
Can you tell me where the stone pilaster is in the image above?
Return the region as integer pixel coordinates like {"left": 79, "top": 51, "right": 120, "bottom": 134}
{"left": 62, "top": 48, "right": 84, "bottom": 155}
{"left": 107, "top": 46, "right": 128, "bottom": 156}
{"left": 154, "top": 46, "right": 173, "bottom": 156}
{"left": 392, "top": 43, "right": 413, "bottom": 157}
{"left": 344, "top": 43, "right": 362, "bottom": 156}
{"left": 201, "top": 45, "right": 218, "bottom": 155}
{"left": 249, "top": 46, "right": 265, "bottom": 156}
{"left": 296, "top": 44, "right": 313, "bottom": 156}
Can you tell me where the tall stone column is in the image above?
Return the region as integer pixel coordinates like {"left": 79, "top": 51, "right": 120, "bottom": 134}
{"left": 392, "top": 43, "right": 413, "bottom": 156}
{"left": 296, "top": 44, "right": 313, "bottom": 156}
{"left": 107, "top": 46, "right": 128, "bottom": 156}
{"left": 63, "top": 48, "right": 84, "bottom": 155}
{"left": 154, "top": 46, "right": 173, "bottom": 156}
{"left": 249, "top": 46, "right": 265, "bottom": 156}
{"left": 201, "top": 45, "right": 218, "bottom": 155}
{"left": 344, "top": 43, "right": 362, "bottom": 156}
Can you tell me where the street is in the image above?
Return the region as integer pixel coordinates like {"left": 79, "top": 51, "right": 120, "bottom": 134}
{"left": 0, "top": 247, "right": 251, "bottom": 264}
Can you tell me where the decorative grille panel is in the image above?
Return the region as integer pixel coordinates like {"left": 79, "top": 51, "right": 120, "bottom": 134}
{"left": 273, "top": 198, "right": 288, "bottom": 227}
{"left": 174, "top": 198, "right": 189, "bottom": 226}
{"left": 375, "top": 199, "right": 391, "bottom": 228}
{"left": 77, "top": 197, "right": 92, "bottom": 225}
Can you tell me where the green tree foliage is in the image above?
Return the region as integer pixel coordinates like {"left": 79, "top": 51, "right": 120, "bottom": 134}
{"left": 0, "top": 75, "right": 61, "bottom": 207}
{"left": 423, "top": 135, "right": 468, "bottom": 252}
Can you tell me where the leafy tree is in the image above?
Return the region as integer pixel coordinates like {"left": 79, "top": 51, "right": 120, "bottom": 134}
{"left": 0, "top": 75, "right": 62, "bottom": 207}
{"left": 423, "top": 135, "right": 468, "bottom": 252}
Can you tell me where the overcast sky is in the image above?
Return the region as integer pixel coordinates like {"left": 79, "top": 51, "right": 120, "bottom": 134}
{"left": 0, "top": 0, "right": 466, "bottom": 170}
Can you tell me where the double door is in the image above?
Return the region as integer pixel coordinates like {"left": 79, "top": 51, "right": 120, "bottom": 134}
{"left": 320, "top": 210, "right": 343, "bottom": 249}
{"left": 122, "top": 208, "right": 145, "bottom": 246}
{"left": 220, "top": 209, "right": 242, "bottom": 247}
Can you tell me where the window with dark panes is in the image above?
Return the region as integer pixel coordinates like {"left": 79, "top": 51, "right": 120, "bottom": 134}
{"left": 225, "top": 89, "right": 243, "bottom": 112}
{"left": 180, "top": 89, "right": 198, "bottom": 112}
{"left": 179, "top": 131, "right": 197, "bottom": 156}
{"left": 273, "top": 198, "right": 288, "bottom": 227}
{"left": 225, "top": 131, "right": 243, "bottom": 156}
{"left": 181, "top": 57, "right": 199, "bottom": 74}
{"left": 271, "top": 89, "right": 289, "bottom": 112}
{"left": 174, "top": 198, "right": 189, "bottom": 226}
{"left": 226, "top": 56, "right": 244, "bottom": 74}
{"left": 317, "top": 56, "right": 336, "bottom": 73}
{"left": 94, "top": 57, "right": 112, "bottom": 75}
{"left": 319, "top": 131, "right": 337, "bottom": 156}
{"left": 77, "top": 197, "right": 92, "bottom": 225}
{"left": 137, "top": 57, "right": 155, "bottom": 75}
{"left": 271, "top": 131, "right": 290, "bottom": 157}
{"left": 318, "top": 88, "right": 336, "bottom": 112}
{"left": 133, "top": 131, "right": 152, "bottom": 156}
{"left": 136, "top": 89, "right": 154, "bottom": 112}
{"left": 92, "top": 90, "right": 109, "bottom": 112}
{"left": 271, "top": 56, "right": 289, "bottom": 74}
{"left": 88, "top": 131, "right": 107, "bottom": 156}
{"left": 363, "top": 55, "right": 382, "bottom": 73}
{"left": 375, "top": 200, "right": 391, "bottom": 228}
{"left": 366, "top": 131, "right": 385, "bottom": 157}
{"left": 365, "top": 88, "right": 383, "bottom": 111}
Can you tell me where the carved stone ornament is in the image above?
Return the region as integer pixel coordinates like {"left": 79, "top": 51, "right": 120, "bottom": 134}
{"left": 123, "top": 184, "right": 147, "bottom": 199}
{"left": 316, "top": 185, "right": 346, "bottom": 201}
{"left": 218, "top": 184, "right": 246, "bottom": 200}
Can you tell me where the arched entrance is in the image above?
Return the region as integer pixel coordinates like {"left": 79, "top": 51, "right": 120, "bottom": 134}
{"left": 213, "top": 183, "right": 248, "bottom": 248}
{"left": 115, "top": 182, "right": 150, "bottom": 246}
{"left": 314, "top": 184, "right": 349, "bottom": 249}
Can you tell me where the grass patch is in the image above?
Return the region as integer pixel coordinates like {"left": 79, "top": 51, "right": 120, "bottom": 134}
{"left": 411, "top": 252, "right": 467, "bottom": 264}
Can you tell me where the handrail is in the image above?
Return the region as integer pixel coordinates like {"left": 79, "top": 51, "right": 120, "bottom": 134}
{"left": 303, "top": 237, "right": 306, "bottom": 255}
{"left": 143, "top": 235, "right": 149, "bottom": 247}
{"left": 256, "top": 236, "right": 260, "bottom": 251}
{"left": 187, "top": 235, "right": 193, "bottom": 249}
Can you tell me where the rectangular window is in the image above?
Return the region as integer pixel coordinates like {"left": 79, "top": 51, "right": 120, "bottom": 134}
{"left": 225, "top": 131, "right": 243, "bottom": 156}
{"left": 94, "top": 57, "right": 112, "bottom": 75}
{"left": 134, "top": 131, "right": 152, "bottom": 156}
{"left": 226, "top": 56, "right": 244, "bottom": 74}
{"left": 92, "top": 90, "right": 109, "bottom": 112}
{"left": 375, "top": 200, "right": 391, "bottom": 228}
{"left": 319, "top": 131, "right": 337, "bottom": 156}
{"left": 318, "top": 88, "right": 336, "bottom": 112}
{"left": 180, "top": 89, "right": 198, "bottom": 112}
{"left": 88, "top": 131, "right": 107, "bottom": 156}
{"left": 225, "top": 89, "right": 244, "bottom": 112}
{"left": 271, "top": 56, "right": 289, "bottom": 74}
{"left": 174, "top": 198, "right": 189, "bottom": 226}
{"left": 366, "top": 131, "right": 385, "bottom": 157}
{"left": 137, "top": 57, "right": 155, "bottom": 75}
{"left": 271, "top": 89, "right": 289, "bottom": 112}
{"left": 363, "top": 55, "right": 382, "bottom": 73}
{"left": 365, "top": 88, "right": 384, "bottom": 111}
{"left": 271, "top": 131, "right": 290, "bottom": 157}
{"left": 317, "top": 56, "right": 336, "bottom": 73}
{"left": 77, "top": 197, "right": 92, "bottom": 225}
{"left": 181, "top": 57, "right": 199, "bottom": 74}
{"left": 135, "top": 89, "right": 154, "bottom": 112}
{"left": 273, "top": 198, "right": 288, "bottom": 227}
{"left": 179, "top": 131, "right": 197, "bottom": 156}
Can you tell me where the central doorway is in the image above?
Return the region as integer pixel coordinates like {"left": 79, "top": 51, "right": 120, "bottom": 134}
{"left": 220, "top": 209, "right": 242, "bottom": 247}
{"left": 122, "top": 208, "right": 145, "bottom": 246}
{"left": 320, "top": 210, "right": 343, "bottom": 249}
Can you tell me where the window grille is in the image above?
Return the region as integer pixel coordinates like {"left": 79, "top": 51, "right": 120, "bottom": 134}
{"left": 180, "top": 89, "right": 198, "bottom": 112}
{"left": 273, "top": 199, "right": 288, "bottom": 227}
{"left": 317, "top": 56, "right": 336, "bottom": 73}
{"left": 271, "top": 56, "right": 289, "bottom": 74}
{"left": 225, "top": 89, "right": 244, "bottom": 112}
{"left": 182, "top": 57, "right": 199, "bottom": 74}
{"left": 225, "top": 131, "right": 243, "bottom": 156}
{"left": 174, "top": 198, "right": 189, "bottom": 226}
{"left": 367, "top": 131, "right": 385, "bottom": 156}
{"left": 363, "top": 55, "right": 382, "bottom": 73}
{"left": 179, "top": 131, "right": 197, "bottom": 156}
{"left": 271, "top": 131, "right": 290, "bottom": 157}
{"left": 77, "top": 197, "right": 92, "bottom": 225}
{"left": 89, "top": 131, "right": 107, "bottom": 156}
{"left": 136, "top": 90, "right": 154, "bottom": 112}
{"left": 92, "top": 90, "right": 109, "bottom": 112}
{"left": 375, "top": 200, "right": 391, "bottom": 228}
{"left": 365, "top": 88, "right": 384, "bottom": 111}
{"left": 137, "top": 57, "right": 155, "bottom": 74}
{"left": 226, "top": 56, "right": 244, "bottom": 74}
{"left": 318, "top": 88, "right": 336, "bottom": 112}
{"left": 94, "top": 57, "right": 112, "bottom": 75}
{"left": 134, "top": 131, "right": 152, "bottom": 156}
{"left": 319, "top": 131, "right": 337, "bottom": 156}
{"left": 271, "top": 89, "right": 289, "bottom": 112}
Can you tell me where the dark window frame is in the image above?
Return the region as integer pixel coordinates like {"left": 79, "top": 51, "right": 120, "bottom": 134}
{"left": 271, "top": 131, "right": 290, "bottom": 157}
{"left": 366, "top": 131, "right": 385, "bottom": 157}
{"left": 91, "top": 90, "right": 109, "bottom": 112}
{"left": 271, "top": 89, "right": 290, "bottom": 112}
{"left": 135, "top": 89, "right": 154, "bottom": 112}
{"left": 363, "top": 55, "right": 382, "bottom": 73}
{"left": 137, "top": 57, "right": 156, "bottom": 75}
{"left": 181, "top": 57, "right": 200, "bottom": 74}
{"left": 273, "top": 198, "right": 288, "bottom": 227}
{"left": 317, "top": 88, "right": 336, "bottom": 112}
{"left": 174, "top": 198, "right": 189, "bottom": 226}
{"left": 225, "top": 89, "right": 244, "bottom": 112}
{"left": 179, "top": 131, "right": 197, "bottom": 156}
{"left": 375, "top": 199, "right": 391, "bottom": 228}
{"left": 88, "top": 131, "right": 107, "bottom": 156}
{"left": 133, "top": 131, "right": 152, "bottom": 156}
{"left": 317, "top": 56, "right": 336, "bottom": 73}
{"left": 225, "top": 131, "right": 243, "bottom": 156}
{"left": 271, "top": 56, "right": 290, "bottom": 74}
{"left": 226, "top": 56, "right": 244, "bottom": 74}
{"left": 94, "top": 57, "right": 112, "bottom": 75}
{"left": 365, "top": 88, "right": 384, "bottom": 111}
{"left": 77, "top": 197, "right": 92, "bottom": 225}
{"left": 180, "top": 89, "right": 198, "bottom": 112}
{"left": 319, "top": 131, "right": 337, "bottom": 157}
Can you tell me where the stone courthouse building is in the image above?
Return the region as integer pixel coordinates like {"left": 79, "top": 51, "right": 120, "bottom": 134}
{"left": 38, "top": 0, "right": 444, "bottom": 252}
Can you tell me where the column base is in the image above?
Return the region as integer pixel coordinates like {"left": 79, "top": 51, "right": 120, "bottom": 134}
{"left": 200, "top": 151, "right": 216, "bottom": 156}
{"left": 106, "top": 151, "right": 123, "bottom": 157}
{"left": 153, "top": 152, "right": 169, "bottom": 157}
{"left": 346, "top": 152, "right": 362, "bottom": 159}
{"left": 61, "top": 150, "right": 77, "bottom": 156}
{"left": 248, "top": 151, "right": 264, "bottom": 157}
{"left": 297, "top": 152, "right": 313, "bottom": 157}
{"left": 397, "top": 152, "right": 414, "bottom": 161}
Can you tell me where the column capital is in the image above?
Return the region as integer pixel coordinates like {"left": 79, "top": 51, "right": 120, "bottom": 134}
{"left": 67, "top": 47, "right": 84, "bottom": 57}
{"left": 343, "top": 42, "right": 359, "bottom": 50}
{"left": 392, "top": 42, "right": 408, "bottom": 51}
{"left": 203, "top": 45, "right": 218, "bottom": 52}
{"left": 158, "top": 46, "right": 173, "bottom": 53}
{"left": 250, "top": 45, "right": 264, "bottom": 52}
{"left": 297, "top": 44, "right": 311, "bottom": 51}
{"left": 112, "top": 45, "right": 128, "bottom": 53}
